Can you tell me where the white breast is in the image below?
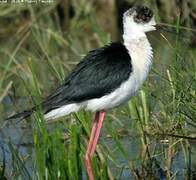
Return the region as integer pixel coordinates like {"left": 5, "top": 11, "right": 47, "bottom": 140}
{"left": 125, "top": 36, "right": 153, "bottom": 89}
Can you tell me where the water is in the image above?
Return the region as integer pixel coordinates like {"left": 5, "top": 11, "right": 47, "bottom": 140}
{"left": 1, "top": 101, "right": 195, "bottom": 179}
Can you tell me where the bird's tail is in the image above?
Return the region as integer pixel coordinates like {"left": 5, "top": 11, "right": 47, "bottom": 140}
{"left": 5, "top": 108, "right": 34, "bottom": 121}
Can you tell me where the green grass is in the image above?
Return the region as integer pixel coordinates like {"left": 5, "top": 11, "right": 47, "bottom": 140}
{"left": 0, "top": 2, "right": 196, "bottom": 179}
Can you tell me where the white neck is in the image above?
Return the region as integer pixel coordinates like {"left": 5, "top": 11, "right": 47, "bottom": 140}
{"left": 123, "top": 27, "right": 146, "bottom": 42}
{"left": 122, "top": 19, "right": 147, "bottom": 43}
{"left": 122, "top": 23, "right": 152, "bottom": 58}
{"left": 122, "top": 22, "right": 153, "bottom": 83}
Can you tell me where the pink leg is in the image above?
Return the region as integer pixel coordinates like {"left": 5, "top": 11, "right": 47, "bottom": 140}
{"left": 86, "top": 112, "right": 100, "bottom": 156}
{"left": 85, "top": 112, "right": 99, "bottom": 180}
{"left": 85, "top": 111, "right": 106, "bottom": 180}
{"left": 89, "top": 111, "right": 106, "bottom": 156}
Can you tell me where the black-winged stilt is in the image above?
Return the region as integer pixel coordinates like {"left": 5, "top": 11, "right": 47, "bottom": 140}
{"left": 7, "top": 5, "right": 156, "bottom": 180}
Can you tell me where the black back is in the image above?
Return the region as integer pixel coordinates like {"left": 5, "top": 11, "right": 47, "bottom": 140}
{"left": 42, "top": 42, "right": 132, "bottom": 112}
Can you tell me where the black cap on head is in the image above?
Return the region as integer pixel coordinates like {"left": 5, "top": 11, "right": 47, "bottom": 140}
{"left": 134, "top": 6, "right": 153, "bottom": 23}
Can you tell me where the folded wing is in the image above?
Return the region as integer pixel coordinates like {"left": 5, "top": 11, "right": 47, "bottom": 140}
{"left": 43, "top": 42, "right": 132, "bottom": 113}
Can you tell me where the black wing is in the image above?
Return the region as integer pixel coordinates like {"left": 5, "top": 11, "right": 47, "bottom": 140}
{"left": 6, "top": 42, "right": 132, "bottom": 121}
{"left": 42, "top": 42, "right": 132, "bottom": 112}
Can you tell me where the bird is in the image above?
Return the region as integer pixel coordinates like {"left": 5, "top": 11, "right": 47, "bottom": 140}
{"left": 6, "top": 5, "right": 156, "bottom": 180}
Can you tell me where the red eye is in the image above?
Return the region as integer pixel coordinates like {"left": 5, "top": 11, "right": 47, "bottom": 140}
{"left": 134, "top": 14, "right": 148, "bottom": 23}
{"left": 141, "top": 15, "right": 147, "bottom": 21}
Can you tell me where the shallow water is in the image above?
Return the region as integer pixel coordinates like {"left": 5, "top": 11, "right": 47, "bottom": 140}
{"left": 1, "top": 102, "right": 195, "bottom": 179}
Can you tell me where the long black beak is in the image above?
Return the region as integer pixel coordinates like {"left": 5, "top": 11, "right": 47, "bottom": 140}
{"left": 154, "top": 24, "right": 196, "bottom": 42}
{"left": 155, "top": 24, "right": 178, "bottom": 34}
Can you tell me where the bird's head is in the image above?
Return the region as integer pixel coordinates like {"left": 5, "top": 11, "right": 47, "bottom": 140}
{"left": 123, "top": 6, "right": 156, "bottom": 35}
